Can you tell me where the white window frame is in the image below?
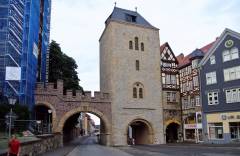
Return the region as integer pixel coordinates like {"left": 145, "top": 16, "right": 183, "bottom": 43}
{"left": 193, "top": 76, "right": 199, "bottom": 87}
{"left": 225, "top": 88, "right": 240, "bottom": 103}
{"left": 206, "top": 72, "right": 217, "bottom": 85}
{"left": 208, "top": 123, "right": 224, "bottom": 140}
{"left": 167, "top": 92, "right": 177, "bottom": 102}
{"left": 192, "top": 59, "right": 198, "bottom": 68}
{"left": 224, "top": 66, "right": 240, "bottom": 82}
{"left": 210, "top": 55, "right": 216, "bottom": 64}
{"left": 231, "top": 47, "right": 239, "bottom": 60}
{"left": 195, "top": 96, "right": 200, "bottom": 106}
{"left": 208, "top": 92, "right": 219, "bottom": 105}
{"left": 223, "top": 47, "right": 239, "bottom": 62}
{"left": 223, "top": 50, "right": 231, "bottom": 62}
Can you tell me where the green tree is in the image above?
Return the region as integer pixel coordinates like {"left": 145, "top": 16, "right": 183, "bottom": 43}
{"left": 48, "top": 40, "right": 84, "bottom": 92}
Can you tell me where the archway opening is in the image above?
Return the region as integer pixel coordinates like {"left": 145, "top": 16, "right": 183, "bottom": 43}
{"left": 166, "top": 123, "right": 180, "bottom": 143}
{"left": 127, "top": 120, "right": 152, "bottom": 145}
{"left": 35, "top": 105, "right": 53, "bottom": 134}
{"left": 62, "top": 112, "right": 106, "bottom": 145}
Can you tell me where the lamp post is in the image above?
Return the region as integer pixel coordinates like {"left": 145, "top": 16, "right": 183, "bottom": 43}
{"left": 8, "top": 97, "right": 17, "bottom": 139}
{"left": 48, "top": 109, "right": 52, "bottom": 133}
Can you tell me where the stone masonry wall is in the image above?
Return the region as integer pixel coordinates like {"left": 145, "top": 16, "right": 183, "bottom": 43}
{"left": 0, "top": 133, "right": 62, "bottom": 156}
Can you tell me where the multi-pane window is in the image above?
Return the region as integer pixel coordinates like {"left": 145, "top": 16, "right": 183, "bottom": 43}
{"left": 139, "top": 88, "right": 143, "bottom": 98}
{"left": 190, "top": 98, "right": 195, "bottom": 107}
{"left": 229, "top": 122, "right": 240, "bottom": 140}
{"left": 208, "top": 123, "right": 223, "bottom": 139}
{"left": 225, "top": 88, "right": 240, "bottom": 103}
{"left": 182, "top": 82, "right": 187, "bottom": 92}
{"left": 135, "top": 60, "right": 139, "bottom": 71}
{"left": 133, "top": 82, "right": 144, "bottom": 99}
{"left": 206, "top": 72, "right": 217, "bottom": 85}
{"left": 210, "top": 55, "right": 216, "bottom": 64}
{"left": 165, "top": 74, "right": 177, "bottom": 84}
{"left": 224, "top": 66, "right": 240, "bottom": 81}
{"left": 188, "top": 81, "right": 193, "bottom": 91}
{"left": 182, "top": 98, "right": 188, "bottom": 109}
{"left": 223, "top": 47, "right": 239, "bottom": 62}
{"left": 166, "top": 92, "right": 176, "bottom": 102}
{"left": 208, "top": 92, "right": 219, "bottom": 105}
{"left": 195, "top": 96, "right": 200, "bottom": 106}
{"left": 129, "top": 41, "right": 133, "bottom": 49}
{"left": 192, "top": 59, "right": 198, "bottom": 68}
{"left": 133, "top": 87, "right": 137, "bottom": 98}
{"left": 193, "top": 76, "right": 199, "bottom": 87}
{"left": 141, "top": 42, "right": 144, "bottom": 51}
{"left": 134, "top": 37, "right": 139, "bottom": 50}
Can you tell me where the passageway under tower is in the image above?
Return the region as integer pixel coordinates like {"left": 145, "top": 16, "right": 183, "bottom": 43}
{"left": 62, "top": 112, "right": 105, "bottom": 145}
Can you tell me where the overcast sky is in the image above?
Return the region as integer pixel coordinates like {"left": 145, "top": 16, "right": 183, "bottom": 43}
{"left": 50, "top": 0, "right": 240, "bottom": 92}
{"left": 50, "top": 0, "right": 240, "bottom": 125}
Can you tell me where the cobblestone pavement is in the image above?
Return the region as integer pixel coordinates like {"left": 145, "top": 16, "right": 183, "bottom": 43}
{"left": 118, "top": 144, "right": 240, "bottom": 156}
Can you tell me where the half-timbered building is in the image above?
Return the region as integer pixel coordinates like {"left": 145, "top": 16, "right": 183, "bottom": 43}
{"left": 160, "top": 42, "right": 182, "bottom": 143}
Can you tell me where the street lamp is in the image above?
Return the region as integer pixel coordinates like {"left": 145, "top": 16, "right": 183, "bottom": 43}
{"left": 8, "top": 96, "right": 17, "bottom": 139}
{"left": 48, "top": 109, "right": 52, "bottom": 133}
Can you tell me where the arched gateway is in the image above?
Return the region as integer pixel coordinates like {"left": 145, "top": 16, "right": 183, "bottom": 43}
{"left": 35, "top": 80, "right": 112, "bottom": 145}
{"left": 35, "top": 7, "right": 166, "bottom": 146}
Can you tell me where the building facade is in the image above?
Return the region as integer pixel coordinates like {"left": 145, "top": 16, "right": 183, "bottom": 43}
{"left": 0, "top": 0, "right": 51, "bottom": 107}
{"left": 100, "top": 7, "right": 164, "bottom": 145}
{"left": 160, "top": 42, "right": 182, "bottom": 143}
{"left": 200, "top": 28, "right": 240, "bottom": 143}
{"left": 177, "top": 41, "right": 214, "bottom": 142}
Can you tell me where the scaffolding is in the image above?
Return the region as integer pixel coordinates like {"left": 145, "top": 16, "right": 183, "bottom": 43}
{"left": 0, "top": 0, "right": 51, "bottom": 108}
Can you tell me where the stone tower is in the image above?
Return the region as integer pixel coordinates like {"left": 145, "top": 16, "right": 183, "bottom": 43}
{"left": 99, "top": 7, "right": 164, "bottom": 145}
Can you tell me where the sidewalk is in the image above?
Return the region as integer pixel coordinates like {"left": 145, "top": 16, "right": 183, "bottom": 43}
{"left": 168, "top": 142, "right": 240, "bottom": 147}
{"left": 148, "top": 142, "right": 240, "bottom": 149}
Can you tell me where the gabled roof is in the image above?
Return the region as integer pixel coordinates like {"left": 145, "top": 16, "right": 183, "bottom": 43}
{"left": 160, "top": 42, "right": 178, "bottom": 63}
{"left": 177, "top": 40, "right": 216, "bottom": 68}
{"left": 199, "top": 28, "right": 240, "bottom": 66}
{"left": 189, "top": 49, "right": 204, "bottom": 60}
{"left": 105, "top": 7, "right": 157, "bottom": 29}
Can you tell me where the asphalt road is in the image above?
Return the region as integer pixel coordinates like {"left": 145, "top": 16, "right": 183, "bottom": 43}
{"left": 66, "top": 136, "right": 132, "bottom": 156}
{"left": 42, "top": 136, "right": 240, "bottom": 156}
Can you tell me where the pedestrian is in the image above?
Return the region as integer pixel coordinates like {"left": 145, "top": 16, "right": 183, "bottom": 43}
{"left": 7, "top": 134, "right": 21, "bottom": 156}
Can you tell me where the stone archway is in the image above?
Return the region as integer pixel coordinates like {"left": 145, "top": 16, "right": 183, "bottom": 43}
{"left": 166, "top": 122, "right": 180, "bottom": 143}
{"left": 126, "top": 118, "right": 154, "bottom": 145}
{"left": 35, "top": 101, "right": 57, "bottom": 132}
{"left": 57, "top": 106, "right": 111, "bottom": 145}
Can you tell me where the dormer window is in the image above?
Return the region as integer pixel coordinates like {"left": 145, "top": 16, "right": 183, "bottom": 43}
{"left": 125, "top": 14, "right": 137, "bottom": 22}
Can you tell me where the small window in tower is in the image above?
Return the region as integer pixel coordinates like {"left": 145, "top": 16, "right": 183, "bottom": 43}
{"left": 125, "top": 14, "right": 137, "bottom": 22}
{"left": 139, "top": 88, "right": 143, "bottom": 98}
{"left": 136, "top": 60, "right": 139, "bottom": 71}
{"left": 129, "top": 41, "right": 133, "bottom": 49}
{"left": 133, "top": 87, "right": 137, "bottom": 98}
{"left": 141, "top": 42, "right": 144, "bottom": 51}
{"left": 135, "top": 37, "right": 139, "bottom": 50}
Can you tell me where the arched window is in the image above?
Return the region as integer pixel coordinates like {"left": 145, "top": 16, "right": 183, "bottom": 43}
{"left": 134, "top": 37, "right": 139, "bottom": 50}
{"left": 133, "top": 82, "right": 144, "bottom": 99}
{"left": 141, "top": 42, "right": 144, "bottom": 51}
{"left": 129, "top": 41, "right": 133, "bottom": 49}
{"left": 133, "top": 87, "right": 137, "bottom": 98}
{"left": 139, "top": 88, "right": 143, "bottom": 98}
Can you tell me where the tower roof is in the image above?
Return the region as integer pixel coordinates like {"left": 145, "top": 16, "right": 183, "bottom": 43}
{"left": 105, "top": 7, "right": 157, "bottom": 29}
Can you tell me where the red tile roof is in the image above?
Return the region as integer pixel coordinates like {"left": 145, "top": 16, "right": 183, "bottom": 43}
{"left": 177, "top": 40, "right": 216, "bottom": 68}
